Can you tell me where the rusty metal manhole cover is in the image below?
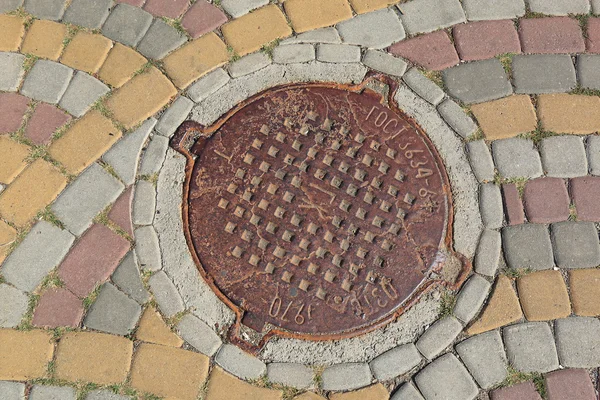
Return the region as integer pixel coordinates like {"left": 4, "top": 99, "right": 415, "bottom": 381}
{"left": 172, "top": 78, "right": 467, "bottom": 349}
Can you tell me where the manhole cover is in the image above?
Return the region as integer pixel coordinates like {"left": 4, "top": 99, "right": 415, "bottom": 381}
{"left": 173, "top": 78, "right": 465, "bottom": 348}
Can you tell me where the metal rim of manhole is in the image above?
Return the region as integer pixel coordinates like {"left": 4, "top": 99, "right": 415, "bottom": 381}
{"left": 171, "top": 74, "right": 471, "bottom": 353}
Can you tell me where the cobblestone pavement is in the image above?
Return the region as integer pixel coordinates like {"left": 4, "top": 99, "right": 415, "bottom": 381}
{"left": 1, "top": 0, "right": 600, "bottom": 399}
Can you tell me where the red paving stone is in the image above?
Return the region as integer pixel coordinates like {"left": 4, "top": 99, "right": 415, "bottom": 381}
{"left": 523, "top": 178, "right": 570, "bottom": 224}
{"left": 108, "top": 186, "right": 134, "bottom": 237}
{"left": 58, "top": 224, "right": 130, "bottom": 298}
{"left": 586, "top": 18, "right": 600, "bottom": 53}
{"left": 519, "top": 17, "right": 585, "bottom": 54}
{"left": 24, "top": 103, "right": 71, "bottom": 145}
{"left": 491, "top": 381, "right": 543, "bottom": 400}
{"left": 181, "top": 0, "right": 228, "bottom": 39}
{"left": 32, "top": 288, "right": 84, "bottom": 328}
{"left": 144, "top": 0, "right": 189, "bottom": 18}
{"left": 545, "top": 369, "right": 596, "bottom": 400}
{"left": 502, "top": 183, "right": 525, "bottom": 225}
{"left": 453, "top": 20, "right": 521, "bottom": 61}
{"left": 571, "top": 176, "right": 600, "bottom": 222}
{"left": 0, "top": 93, "right": 29, "bottom": 134}
{"left": 388, "top": 30, "right": 459, "bottom": 71}
{"left": 115, "top": 0, "right": 145, "bottom": 6}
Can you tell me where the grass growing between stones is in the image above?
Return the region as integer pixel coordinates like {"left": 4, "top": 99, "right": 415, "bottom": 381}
{"left": 227, "top": 45, "right": 241, "bottom": 62}
{"left": 36, "top": 206, "right": 65, "bottom": 229}
{"left": 493, "top": 175, "right": 528, "bottom": 196}
{"left": 569, "top": 204, "right": 578, "bottom": 221}
{"left": 261, "top": 38, "right": 282, "bottom": 60}
{"left": 518, "top": 121, "right": 557, "bottom": 145}
{"left": 570, "top": 85, "right": 600, "bottom": 97}
{"left": 82, "top": 284, "right": 102, "bottom": 311}
{"left": 140, "top": 173, "right": 160, "bottom": 187}
{"left": 465, "top": 128, "right": 485, "bottom": 142}
{"left": 503, "top": 268, "right": 533, "bottom": 279}
{"left": 418, "top": 68, "right": 444, "bottom": 89}
{"left": 438, "top": 290, "right": 456, "bottom": 317}
{"left": 497, "top": 53, "right": 516, "bottom": 79}
{"left": 499, "top": 366, "right": 547, "bottom": 399}
{"left": 246, "top": 374, "right": 303, "bottom": 400}
{"left": 16, "top": 293, "right": 40, "bottom": 331}
{"left": 93, "top": 204, "right": 134, "bottom": 242}
{"left": 39, "top": 268, "right": 65, "bottom": 290}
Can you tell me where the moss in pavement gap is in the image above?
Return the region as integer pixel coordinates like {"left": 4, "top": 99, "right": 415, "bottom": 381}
{"left": 497, "top": 53, "right": 516, "bottom": 78}
{"left": 82, "top": 284, "right": 102, "bottom": 311}
{"left": 438, "top": 289, "right": 456, "bottom": 317}
{"left": 418, "top": 68, "right": 444, "bottom": 89}
{"left": 16, "top": 292, "right": 40, "bottom": 331}
{"left": 570, "top": 85, "right": 600, "bottom": 97}
{"left": 502, "top": 267, "right": 533, "bottom": 279}
{"left": 36, "top": 206, "right": 65, "bottom": 229}
{"left": 517, "top": 121, "right": 557, "bottom": 145}
{"left": 23, "top": 53, "right": 39, "bottom": 74}
{"left": 261, "top": 38, "right": 281, "bottom": 59}
{"left": 465, "top": 128, "right": 484, "bottom": 142}
{"left": 39, "top": 268, "right": 65, "bottom": 290}
{"left": 569, "top": 203, "right": 578, "bottom": 221}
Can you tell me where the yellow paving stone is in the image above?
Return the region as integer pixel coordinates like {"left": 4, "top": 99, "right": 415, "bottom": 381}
{"left": 294, "top": 393, "right": 327, "bottom": 400}
{"left": 537, "top": 93, "right": 600, "bottom": 134}
{"left": 0, "top": 15, "right": 25, "bottom": 51}
{"left": 61, "top": 32, "right": 113, "bottom": 74}
{"left": 48, "top": 110, "right": 122, "bottom": 175}
{"left": 349, "top": 0, "right": 397, "bottom": 13}
{"left": 0, "top": 329, "right": 54, "bottom": 381}
{"left": 106, "top": 67, "right": 177, "bottom": 129}
{"left": 285, "top": 0, "right": 353, "bottom": 33}
{"left": 130, "top": 343, "right": 209, "bottom": 400}
{"left": 330, "top": 384, "right": 389, "bottom": 400}
{"left": 517, "top": 270, "right": 571, "bottom": 321}
{"left": 471, "top": 95, "right": 538, "bottom": 140}
{"left": 163, "top": 33, "right": 229, "bottom": 89}
{"left": 55, "top": 332, "right": 133, "bottom": 385}
{"left": 0, "top": 136, "right": 31, "bottom": 184}
{"left": 0, "top": 219, "right": 17, "bottom": 264}
{"left": 21, "top": 20, "right": 67, "bottom": 60}
{"left": 467, "top": 275, "right": 523, "bottom": 335}
{"left": 0, "top": 159, "right": 67, "bottom": 227}
{"left": 569, "top": 269, "right": 600, "bottom": 317}
{"left": 136, "top": 307, "right": 183, "bottom": 347}
{"left": 98, "top": 43, "right": 147, "bottom": 88}
{"left": 221, "top": 5, "right": 292, "bottom": 56}
{"left": 206, "top": 367, "right": 282, "bottom": 400}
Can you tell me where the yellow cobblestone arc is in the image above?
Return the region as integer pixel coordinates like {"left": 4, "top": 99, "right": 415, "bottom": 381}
{"left": 285, "top": 0, "right": 353, "bottom": 33}
{"left": 537, "top": 93, "right": 600, "bottom": 134}
{"left": 471, "top": 95, "right": 538, "bottom": 140}
{"left": 135, "top": 307, "right": 184, "bottom": 347}
{"left": 61, "top": 32, "right": 113, "bottom": 74}
{"left": 517, "top": 270, "right": 571, "bottom": 321}
{"left": 0, "top": 136, "right": 31, "bottom": 184}
{"left": 20, "top": 20, "right": 67, "bottom": 60}
{"left": 330, "top": 384, "right": 389, "bottom": 399}
{"left": 569, "top": 269, "right": 600, "bottom": 317}
{"left": 349, "top": 0, "right": 398, "bottom": 13}
{"left": 0, "top": 14, "right": 25, "bottom": 51}
{"left": 205, "top": 367, "right": 283, "bottom": 400}
{"left": 98, "top": 43, "right": 147, "bottom": 88}
{"left": 0, "top": 330, "right": 54, "bottom": 381}
{"left": 0, "top": 219, "right": 16, "bottom": 264}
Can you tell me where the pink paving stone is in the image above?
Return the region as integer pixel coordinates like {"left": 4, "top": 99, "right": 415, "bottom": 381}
{"left": 586, "top": 18, "right": 600, "bottom": 53}
{"left": 490, "top": 381, "right": 543, "bottom": 400}
{"left": 32, "top": 288, "right": 84, "bottom": 328}
{"left": 0, "top": 93, "right": 29, "bottom": 134}
{"left": 108, "top": 186, "right": 134, "bottom": 237}
{"left": 181, "top": 0, "right": 228, "bottom": 39}
{"left": 453, "top": 20, "right": 521, "bottom": 61}
{"left": 523, "top": 177, "right": 570, "bottom": 224}
{"left": 388, "top": 30, "right": 460, "bottom": 71}
{"left": 519, "top": 17, "right": 585, "bottom": 54}
{"left": 545, "top": 369, "right": 596, "bottom": 400}
{"left": 144, "top": 0, "right": 189, "bottom": 18}
{"left": 24, "top": 102, "right": 71, "bottom": 146}
{"left": 115, "top": 0, "right": 145, "bottom": 6}
{"left": 502, "top": 183, "right": 525, "bottom": 225}
{"left": 570, "top": 176, "right": 600, "bottom": 222}
{"left": 58, "top": 224, "right": 130, "bottom": 298}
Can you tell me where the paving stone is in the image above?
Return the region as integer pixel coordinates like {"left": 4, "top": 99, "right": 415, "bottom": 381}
{"left": 370, "top": 343, "right": 422, "bottom": 381}
{"left": 416, "top": 316, "right": 463, "bottom": 360}
{"left": 0, "top": 15, "right": 25, "bottom": 52}
{"left": 0, "top": 220, "right": 15, "bottom": 264}
{"left": 403, "top": 68, "right": 445, "bottom": 105}
{"left": 577, "top": 55, "right": 600, "bottom": 90}
{"left": 595, "top": 0, "right": 600, "bottom": 14}
{"left": 85, "top": 390, "right": 131, "bottom": 400}
{"left": 462, "top": 0, "right": 525, "bottom": 20}
{"left": 321, "top": 363, "right": 372, "bottom": 392}
{"left": 187, "top": 68, "right": 230, "bottom": 102}
{"left": 181, "top": 0, "right": 227, "bottom": 39}
{"left": 519, "top": 17, "right": 585, "bottom": 54}
{"left": 155, "top": 96, "right": 193, "bottom": 137}
{"left": 537, "top": 93, "right": 600, "bottom": 135}
{"left": 456, "top": 330, "right": 508, "bottom": 389}
{"left": 490, "top": 381, "right": 542, "bottom": 400}
{"left": 492, "top": 138, "right": 543, "bottom": 179}
{"left": 229, "top": 52, "right": 271, "bottom": 78}
{"left": 512, "top": 55, "right": 576, "bottom": 94}
{"left": 586, "top": 18, "right": 600, "bottom": 53}
{"left": 570, "top": 269, "right": 600, "bottom": 316}
{"left": 108, "top": 189, "right": 133, "bottom": 239}
{"left": 176, "top": 314, "right": 222, "bottom": 356}
{"left": 136, "top": 306, "right": 183, "bottom": 347}
{"left": 59, "top": 72, "right": 110, "bottom": 118}
{"left": 0, "top": 93, "right": 27, "bottom": 134}
{"left": 589, "top": 136, "right": 600, "bottom": 176}
{"left": 389, "top": 30, "right": 458, "bottom": 71}
{"left": 527, "top": 0, "right": 590, "bottom": 15}
{"left": 98, "top": 43, "right": 148, "bottom": 88}
{"left": 149, "top": 270, "right": 184, "bottom": 317}
{"left": 281, "top": 28, "right": 342, "bottom": 45}
{"left": 362, "top": 49, "right": 407, "bottom": 77}
{"left": 221, "top": 0, "right": 268, "bottom": 18}
{"left": 112, "top": 251, "right": 149, "bottom": 305}
{"left": 206, "top": 366, "right": 283, "bottom": 400}
{"left": 135, "top": 226, "right": 162, "bottom": 272}
{"left": 391, "top": 382, "right": 425, "bottom": 400}
{"left": 63, "top": 0, "right": 112, "bottom": 29}
{"left": 502, "top": 224, "right": 554, "bottom": 270}
{"left": 0, "top": 381, "right": 25, "bottom": 400}
{"left": 503, "top": 184, "right": 525, "bottom": 225}
{"left": 85, "top": 283, "right": 142, "bottom": 335}
{"left": 415, "top": 353, "right": 478, "bottom": 400}
{"left": 518, "top": 270, "right": 571, "bottom": 321}
{"left": 267, "top": 363, "right": 314, "bottom": 389}
{"left": 132, "top": 180, "right": 156, "bottom": 226}
{"left": 55, "top": 332, "right": 133, "bottom": 385}
{"left": 330, "top": 384, "right": 388, "bottom": 400}
{"left": 555, "top": 317, "right": 600, "bottom": 368}
{"left": 29, "top": 385, "right": 76, "bottom": 400}
{"left": 398, "top": 0, "right": 465, "bottom": 35}
{"left": 337, "top": 8, "right": 404, "bottom": 49}
{"left": 284, "top": 0, "right": 352, "bottom": 34}
{"left": 20, "top": 19, "right": 66, "bottom": 60}
{"left": 25, "top": 103, "right": 70, "bottom": 146}
{"left": 0, "top": 330, "right": 54, "bottom": 381}
{"left": 552, "top": 221, "right": 600, "bottom": 269}
{"left": 272, "top": 44, "right": 315, "bottom": 64}
{"left": 137, "top": 19, "right": 187, "bottom": 60}
{"left": 0, "top": 0, "right": 23, "bottom": 13}
{"left": 0, "top": 52, "right": 24, "bottom": 92}
{"left": 20, "top": 59, "right": 73, "bottom": 104}
{"left": 444, "top": 59, "right": 512, "bottom": 104}
{"left": 571, "top": 177, "right": 600, "bottom": 221}
{"left": 454, "top": 20, "right": 521, "bottom": 62}
{"left": 32, "top": 288, "right": 83, "bottom": 328}
{"left": 0, "top": 136, "right": 30, "bottom": 184}
{"left": 474, "top": 230, "right": 502, "bottom": 276}
{"left": 143, "top": 0, "right": 189, "bottom": 18}
{"left": 102, "top": 3, "right": 152, "bottom": 47}
{"left": 523, "top": 178, "right": 570, "bottom": 223}
{"left": 24, "top": 0, "right": 66, "bottom": 20}
{"left": 317, "top": 44, "right": 361, "bottom": 63}
{"left": 471, "top": 95, "right": 537, "bottom": 140}
{"left": 0, "top": 284, "right": 28, "bottom": 328}
{"left": 503, "top": 322, "right": 559, "bottom": 373}
{"left": 546, "top": 369, "right": 596, "bottom": 400}
{"left": 454, "top": 274, "right": 491, "bottom": 323}
{"left": 139, "top": 134, "right": 169, "bottom": 176}
{"left": 480, "top": 183, "right": 504, "bottom": 229}
{"left": 437, "top": 99, "right": 478, "bottom": 138}
{"left": 215, "top": 343, "right": 266, "bottom": 380}
{"left": 467, "top": 140, "right": 495, "bottom": 182}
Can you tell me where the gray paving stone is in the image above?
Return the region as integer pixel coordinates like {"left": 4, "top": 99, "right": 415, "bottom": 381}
{"left": 370, "top": 343, "right": 422, "bottom": 381}
{"left": 0, "top": 0, "right": 23, "bottom": 13}
{"left": 578, "top": 55, "right": 600, "bottom": 90}
{"left": 1, "top": 221, "right": 74, "bottom": 292}
{"left": 135, "top": 226, "right": 162, "bottom": 271}
{"left": 467, "top": 140, "right": 495, "bottom": 182}
{"left": 229, "top": 52, "right": 272, "bottom": 78}
{"left": 137, "top": 19, "right": 187, "bottom": 60}
{"left": 155, "top": 96, "right": 193, "bottom": 137}
{"left": 139, "top": 134, "right": 169, "bottom": 176}
{"left": 362, "top": 49, "right": 407, "bottom": 77}
{"left": 512, "top": 55, "right": 577, "bottom": 94}
{"left": 594, "top": 0, "right": 600, "bottom": 14}
{"left": 84, "top": 283, "right": 142, "bottom": 335}
{"left": 403, "top": 68, "right": 445, "bottom": 106}
{"left": 149, "top": 270, "right": 184, "bottom": 317}
{"left": 24, "top": 0, "right": 66, "bottom": 20}
{"left": 540, "top": 136, "right": 588, "bottom": 178}
{"left": 86, "top": 389, "right": 131, "bottom": 400}
{"left": 492, "top": 138, "right": 543, "bottom": 179}
{"left": 453, "top": 274, "right": 491, "bottom": 323}
{"left": 132, "top": 180, "right": 156, "bottom": 226}
{"left": 527, "top": 0, "right": 590, "bottom": 15}
{"left": 0, "top": 52, "right": 25, "bottom": 92}
{"left": 187, "top": 68, "right": 230, "bottom": 103}
{"left": 63, "top": 0, "right": 112, "bottom": 29}
{"left": 267, "top": 363, "right": 314, "bottom": 389}
{"left": 281, "top": 28, "right": 341, "bottom": 45}
{"left": 58, "top": 72, "right": 110, "bottom": 118}
{"left": 391, "top": 382, "right": 425, "bottom": 400}
{"left": 438, "top": 99, "right": 478, "bottom": 138}
{"left": 337, "top": 8, "right": 405, "bottom": 49}
{"left": 0, "top": 381, "right": 25, "bottom": 400}
{"left": 398, "top": 0, "right": 466, "bottom": 35}
{"left": 20, "top": 60, "right": 73, "bottom": 104}
{"left": 463, "top": 0, "right": 526, "bottom": 20}
{"left": 415, "top": 354, "right": 478, "bottom": 400}
{"left": 0, "top": 284, "right": 28, "bottom": 328}
{"left": 503, "top": 224, "right": 554, "bottom": 270}
{"left": 480, "top": 183, "right": 504, "bottom": 229}
{"left": 555, "top": 317, "right": 600, "bottom": 368}
{"left": 176, "top": 314, "right": 222, "bottom": 356}
{"left": 221, "top": 0, "right": 268, "bottom": 17}
{"left": 52, "top": 163, "right": 124, "bottom": 236}
{"left": 503, "top": 322, "right": 559, "bottom": 373}
{"left": 416, "top": 316, "right": 463, "bottom": 360}
{"left": 316, "top": 44, "right": 361, "bottom": 63}
{"left": 29, "top": 385, "right": 76, "bottom": 400}
{"left": 111, "top": 251, "right": 149, "bottom": 305}
{"left": 588, "top": 135, "right": 600, "bottom": 176}
{"left": 456, "top": 330, "right": 508, "bottom": 389}
{"left": 102, "top": 3, "right": 153, "bottom": 47}
{"left": 444, "top": 59, "right": 512, "bottom": 104}
{"left": 321, "top": 363, "right": 372, "bottom": 392}
{"left": 102, "top": 118, "right": 155, "bottom": 186}
{"left": 475, "top": 230, "right": 502, "bottom": 277}
{"left": 272, "top": 44, "right": 315, "bottom": 64}
{"left": 551, "top": 222, "right": 600, "bottom": 269}
{"left": 215, "top": 344, "right": 267, "bottom": 380}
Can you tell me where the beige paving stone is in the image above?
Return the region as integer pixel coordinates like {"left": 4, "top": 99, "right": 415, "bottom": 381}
{"left": 330, "top": 384, "right": 389, "bottom": 399}
{"left": 285, "top": 0, "right": 353, "bottom": 33}
{"left": 206, "top": 367, "right": 283, "bottom": 400}
{"left": 0, "top": 159, "right": 67, "bottom": 227}
{"left": 471, "top": 95, "right": 538, "bottom": 140}
{"left": 55, "top": 332, "right": 133, "bottom": 385}
{"left": 0, "top": 329, "right": 54, "bottom": 381}
{"left": 136, "top": 307, "right": 183, "bottom": 347}
{"left": 517, "top": 270, "right": 571, "bottom": 321}
{"left": 221, "top": 5, "right": 292, "bottom": 56}
{"left": 162, "top": 33, "right": 229, "bottom": 89}
{"left": 349, "top": 0, "right": 397, "bottom": 13}
{"left": 0, "top": 219, "right": 17, "bottom": 264}
{"left": 467, "top": 275, "right": 523, "bottom": 335}
{"left": 21, "top": 20, "right": 67, "bottom": 60}
{"left": 294, "top": 393, "right": 327, "bottom": 400}
{"left": 106, "top": 67, "right": 176, "bottom": 129}
{"left": 0, "top": 136, "right": 31, "bottom": 184}
{"left": 61, "top": 32, "right": 113, "bottom": 74}
{"left": 130, "top": 343, "right": 210, "bottom": 400}
{"left": 0, "top": 15, "right": 25, "bottom": 51}
{"left": 570, "top": 269, "right": 600, "bottom": 317}
{"left": 98, "top": 43, "right": 147, "bottom": 88}
{"left": 538, "top": 93, "right": 600, "bottom": 134}
{"left": 48, "top": 110, "right": 122, "bottom": 174}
